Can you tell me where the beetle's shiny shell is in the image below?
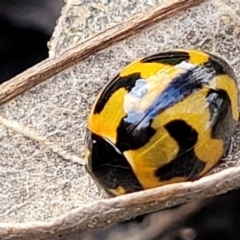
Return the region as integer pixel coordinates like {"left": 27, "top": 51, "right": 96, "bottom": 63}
{"left": 85, "top": 49, "right": 239, "bottom": 196}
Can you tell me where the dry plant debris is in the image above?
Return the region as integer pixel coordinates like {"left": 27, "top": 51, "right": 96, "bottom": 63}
{"left": 0, "top": 0, "right": 240, "bottom": 239}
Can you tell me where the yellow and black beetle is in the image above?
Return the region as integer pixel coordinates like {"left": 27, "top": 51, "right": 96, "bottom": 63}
{"left": 85, "top": 49, "right": 239, "bottom": 196}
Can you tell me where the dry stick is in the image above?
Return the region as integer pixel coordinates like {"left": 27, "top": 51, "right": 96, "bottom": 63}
{"left": 0, "top": 0, "right": 205, "bottom": 105}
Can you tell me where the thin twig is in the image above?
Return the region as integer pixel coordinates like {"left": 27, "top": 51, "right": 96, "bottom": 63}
{"left": 0, "top": 0, "right": 205, "bottom": 105}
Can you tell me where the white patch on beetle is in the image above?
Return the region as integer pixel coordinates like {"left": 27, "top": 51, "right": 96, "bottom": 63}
{"left": 123, "top": 79, "right": 148, "bottom": 116}
{"left": 129, "top": 79, "right": 148, "bottom": 99}
{"left": 175, "top": 61, "right": 195, "bottom": 70}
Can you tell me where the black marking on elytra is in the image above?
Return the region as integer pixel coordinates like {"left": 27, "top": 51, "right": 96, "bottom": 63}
{"left": 207, "top": 89, "right": 237, "bottom": 152}
{"left": 208, "top": 52, "right": 237, "bottom": 79}
{"left": 165, "top": 120, "right": 198, "bottom": 150}
{"left": 141, "top": 51, "right": 190, "bottom": 65}
{"left": 156, "top": 120, "right": 205, "bottom": 181}
{"left": 116, "top": 118, "right": 156, "bottom": 151}
{"left": 94, "top": 73, "right": 141, "bottom": 114}
{"left": 155, "top": 150, "right": 206, "bottom": 181}
{"left": 85, "top": 132, "right": 143, "bottom": 194}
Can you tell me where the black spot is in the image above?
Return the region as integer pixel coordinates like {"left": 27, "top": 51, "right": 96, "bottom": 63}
{"left": 85, "top": 132, "right": 143, "bottom": 194}
{"left": 207, "top": 89, "right": 237, "bottom": 151}
{"left": 155, "top": 120, "right": 205, "bottom": 181}
{"left": 165, "top": 119, "right": 198, "bottom": 150}
{"left": 116, "top": 118, "right": 156, "bottom": 151}
{"left": 141, "top": 51, "right": 190, "bottom": 65}
{"left": 94, "top": 73, "right": 141, "bottom": 114}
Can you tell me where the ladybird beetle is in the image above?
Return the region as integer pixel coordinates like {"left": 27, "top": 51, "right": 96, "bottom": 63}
{"left": 85, "top": 49, "right": 239, "bottom": 196}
